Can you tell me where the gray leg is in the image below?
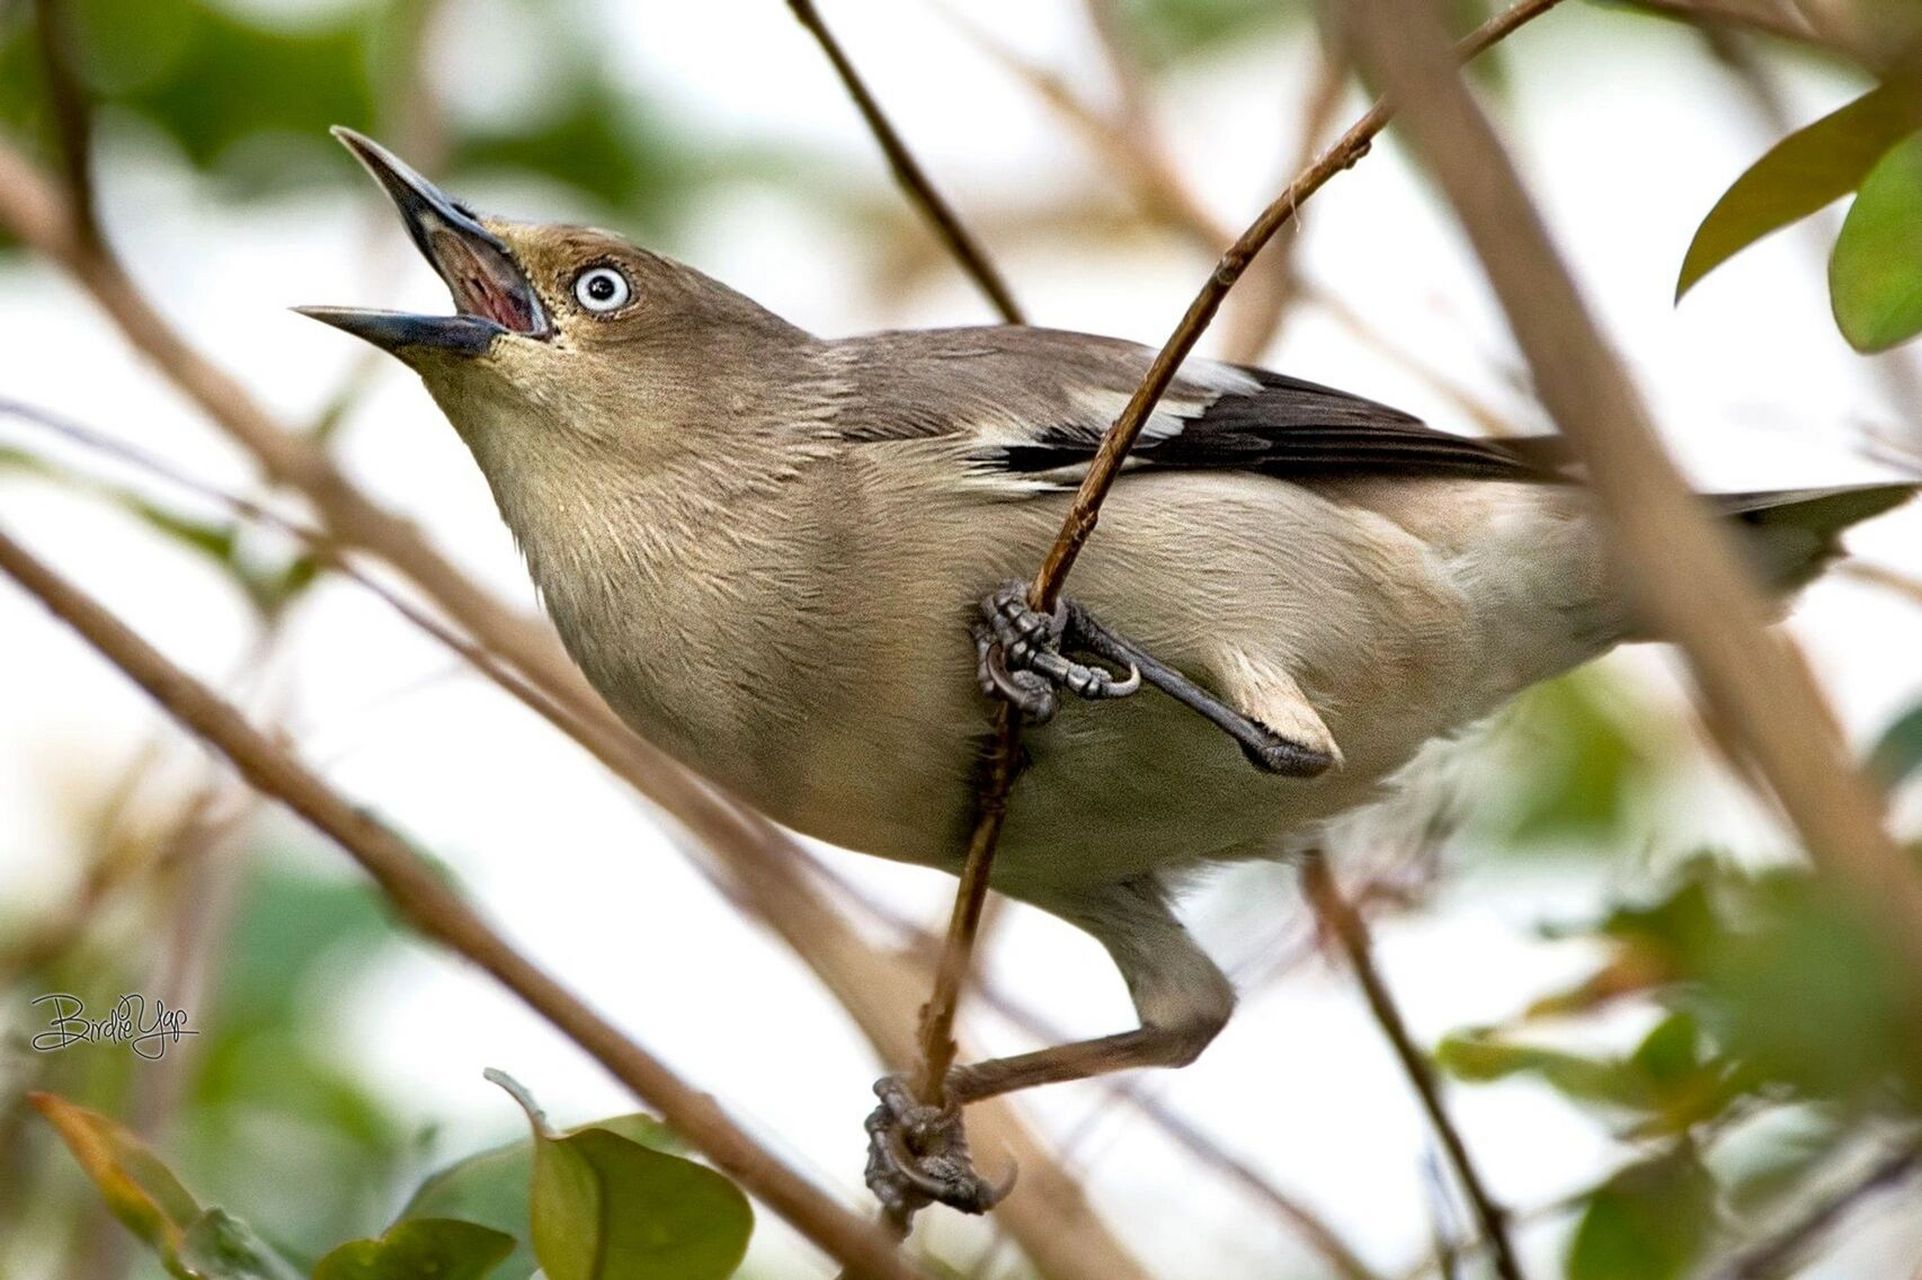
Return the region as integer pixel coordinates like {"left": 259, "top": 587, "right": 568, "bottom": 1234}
{"left": 976, "top": 582, "right": 1334, "bottom": 776}
{"left": 863, "top": 876, "right": 1232, "bottom": 1213}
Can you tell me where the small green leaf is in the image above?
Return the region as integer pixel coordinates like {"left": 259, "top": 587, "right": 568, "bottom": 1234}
{"left": 400, "top": 1114, "right": 677, "bottom": 1280}
{"left": 174, "top": 1210, "right": 304, "bottom": 1280}
{"left": 1678, "top": 80, "right": 1922, "bottom": 300}
{"left": 1869, "top": 701, "right": 1922, "bottom": 787}
{"left": 29, "top": 1092, "right": 202, "bottom": 1255}
{"left": 1832, "top": 130, "right": 1922, "bottom": 351}
{"left": 28, "top": 1096, "right": 301, "bottom": 1280}
{"left": 486, "top": 1071, "right": 752, "bottom": 1280}
{"left": 311, "top": 1219, "right": 515, "bottom": 1280}
{"left": 1436, "top": 1032, "right": 1647, "bottom": 1110}
{"left": 1568, "top": 1149, "right": 1715, "bottom": 1280}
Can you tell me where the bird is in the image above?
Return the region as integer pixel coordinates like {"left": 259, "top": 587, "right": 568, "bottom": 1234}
{"left": 299, "top": 127, "right": 1914, "bottom": 1215}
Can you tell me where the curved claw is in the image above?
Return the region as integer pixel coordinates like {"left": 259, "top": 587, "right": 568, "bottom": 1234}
{"left": 985, "top": 640, "right": 1060, "bottom": 723}
{"left": 982, "top": 1150, "right": 1019, "bottom": 1208}
{"left": 879, "top": 1126, "right": 963, "bottom": 1203}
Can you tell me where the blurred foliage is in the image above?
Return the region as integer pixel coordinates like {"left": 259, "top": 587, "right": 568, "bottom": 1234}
{"left": 13, "top": 845, "right": 754, "bottom": 1279}
{"left": 1871, "top": 699, "right": 1922, "bottom": 788}
{"left": 1119, "top": 0, "right": 1297, "bottom": 68}
{"left": 1481, "top": 670, "right": 1671, "bottom": 851}
{"left": 1439, "top": 852, "right": 1922, "bottom": 1276}
{"left": 0, "top": 440, "right": 319, "bottom": 619}
{"left": 0, "top": 0, "right": 703, "bottom": 239}
{"left": 0, "top": 845, "right": 417, "bottom": 1273}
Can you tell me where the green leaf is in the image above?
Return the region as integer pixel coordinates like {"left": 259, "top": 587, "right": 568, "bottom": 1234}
{"left": 403, "top": 1103, "right": 689, "bottom": 1280}
{"left": 1436, "top": 1032, "right": 1649, "bottom": 1110}
{"left": 174, "top": 1210, "right": 305, "bottom": 1280}
{"left": 1678, "top": 80, "right": 1922, "bottom": 300}
{"left": 1832, "top": 129, "right": 1922, "bottom": 351}
{"left": 1869, "top": 701, "right": 1922, "bottom": 787}
{"left": 485, "top": 1071, "right": 751, "bottom": 1280}
{"left": 1568, "top": 1149, "right": 1715, "bottom": 1280}
{"left": 311, "top": 1219, "right": 515, "bottom": 1280}
{"left": 29, "top": 1092, "right": 202, "bottom": 1257}
{"left": 28, "top": 1095, "right": 300, "bottom": 1280}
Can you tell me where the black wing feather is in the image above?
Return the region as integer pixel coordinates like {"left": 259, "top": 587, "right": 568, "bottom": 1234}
{"left": 999, "top": 368, "right": 1562, "bottom": 483}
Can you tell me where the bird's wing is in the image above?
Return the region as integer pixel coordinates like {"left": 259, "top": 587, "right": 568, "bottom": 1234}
{"left": 828, "top": 326, "right": 1558, "bottom": 492}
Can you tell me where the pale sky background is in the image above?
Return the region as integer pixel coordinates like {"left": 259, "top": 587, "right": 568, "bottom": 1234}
{"left": 4, "top": 1, "right": 1922, "bottom": 1276}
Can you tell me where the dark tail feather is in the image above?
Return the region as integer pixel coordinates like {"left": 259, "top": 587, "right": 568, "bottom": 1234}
{"left": 1716, "top": 482, "right": 1915, "bottom": 592}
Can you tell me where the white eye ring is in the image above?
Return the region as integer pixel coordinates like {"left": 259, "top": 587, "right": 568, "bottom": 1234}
{"left": 573, "top": 266, "right": 631, "bottom": 313}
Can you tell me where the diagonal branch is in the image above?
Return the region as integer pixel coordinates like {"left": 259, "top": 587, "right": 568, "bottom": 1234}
{"left": 785, "top": 0, "right": 1024, "bottom": 323}
{"left": 1302, "top": 857, "right": 1523, "bottom": 1280}
{"left": 1717, "top": 1139, "right": 1922, "bottom": 1278}
{"left": 0, "top": 525, "right": 927, "bottom": 1280}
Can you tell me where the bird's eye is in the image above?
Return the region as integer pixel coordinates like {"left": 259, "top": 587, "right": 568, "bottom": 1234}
{"left": 572, "top": 266, "right": 632, "bottom": 313}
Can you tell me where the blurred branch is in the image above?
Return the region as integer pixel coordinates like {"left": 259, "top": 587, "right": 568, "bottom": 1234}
{"left": 942, "top": 4, "right": 1232, "bottom": 252}
{"left": 1839, "top": 559, "right": 1922, "bottom": 610}
{"left": 1301, "top": 281, "right": 1531, "bottom": 437}
{"left": 784, "top": 0, "right": 1024, "bottom": 323}
{"left": 1716, "top": 1139, "right": 1922, "bottom": 1278}
{"left": 29, "top": 0, "right": 96, "bottom": 246}
{"left": 1616, "top": 0, "right": 1865, "bottom": 59}
{"left": 1, "top": 398, "right": 1153, "bottom": 1280}
{"left": 1341, "top": 0, "right": 1922, "bottom": 969}
{"left": 1301, "top": 857, "right": 1523, "bottom": 1280}
{"left": 0, "top": 524, "right": 928, "bottom": 1280}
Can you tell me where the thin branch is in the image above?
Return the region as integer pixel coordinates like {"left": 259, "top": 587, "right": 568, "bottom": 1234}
{"left": 1839, "top": 559, "right": 1922, "bottom": 611}
{"left": 1028, "top": 0, "right": 1566, "bottom": 604}
{"left": 0, "top": 524, "right": 927, "bottom": 1280}
{"left": 1302, "top": 857, "right": 1524, "bottom": 1280}
{"left": 941, "top": 5, "right": 1233, "bottom": 253}
{"left": 1717, "top": 1139, "right": 1922, "bottom": 1278}
{"left": 1341, "top": 0, "right": 1922, "bottom": 968}
{"left": 2, "top": 398, "right": 1153, "bottom": 1280}
{"left": 897, "top": 0, "right": 1568, "bottom": 1234}
{"left": 784, "top": 0, "right": 1024, "bottom": 324}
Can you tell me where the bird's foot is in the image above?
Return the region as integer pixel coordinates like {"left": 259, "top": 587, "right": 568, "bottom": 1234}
{"left": 974, "top": 581, "right": 1141, "bottom": 722}
{"left": 863, "top": 1075, "right": 1013, "bottom": 1217}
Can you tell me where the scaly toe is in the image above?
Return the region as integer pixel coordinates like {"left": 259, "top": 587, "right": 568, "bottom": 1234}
{"left": 862, "top": 1076, "right": 1010, "bottom": 1216}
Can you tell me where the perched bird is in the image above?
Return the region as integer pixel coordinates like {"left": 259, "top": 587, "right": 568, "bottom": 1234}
{"left": 301, "top": 128, "right": 1913, "bottom": 1214}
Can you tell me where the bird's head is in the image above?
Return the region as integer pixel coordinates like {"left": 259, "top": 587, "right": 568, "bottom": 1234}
{"left": 298, "top": 128, "right": 804, "bottom": 468}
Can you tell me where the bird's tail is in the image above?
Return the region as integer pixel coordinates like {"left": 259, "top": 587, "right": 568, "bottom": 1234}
{"left": 1716, "top": 482, "right": 1915, "bottom": 594}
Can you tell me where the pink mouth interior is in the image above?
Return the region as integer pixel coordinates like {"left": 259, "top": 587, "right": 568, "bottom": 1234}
{"left": 428, "top": 228, "right": 539, "bottom": 333}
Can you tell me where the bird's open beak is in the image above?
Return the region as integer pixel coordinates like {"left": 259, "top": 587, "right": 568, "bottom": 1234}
{"left": 295, "top": 127, "right": 550, "bottom": 356}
